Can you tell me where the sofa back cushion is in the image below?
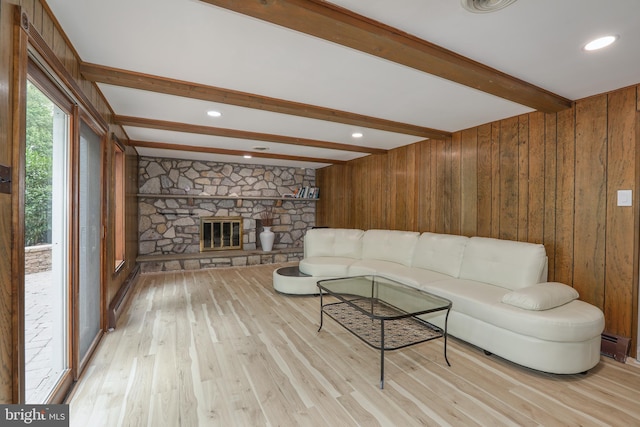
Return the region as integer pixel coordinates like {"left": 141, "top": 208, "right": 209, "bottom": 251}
{"left": 361, "top": 229, "right": 420, "bottom": 267}
{"left": 459, "top": 237, "right": 548, "bottom": 290}
{"left": 412, "top": 232, "right": 469, "bottom": 277}
{"left": 304, "top": 228, "right": 364, "bottom": 259}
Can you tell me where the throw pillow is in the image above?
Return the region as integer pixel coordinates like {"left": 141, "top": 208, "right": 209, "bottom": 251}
{"left": 501, "top": 282, "right": 579, "bottom": 310}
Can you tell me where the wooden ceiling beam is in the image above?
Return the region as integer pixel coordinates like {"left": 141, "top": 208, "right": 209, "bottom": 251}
{"left": 129, "top": 139, "right": 344, "bottom": 165}
{"left": 114, "top": 115, "right": 387, "bottom": 154}
{"left": 81, "top": 62, "right": 450, "bottom": 139}
{"left": 199, "top": 0, "right": 572, "bottom": 113}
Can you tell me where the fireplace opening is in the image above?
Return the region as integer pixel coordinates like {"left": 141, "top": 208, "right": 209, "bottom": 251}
{"left": 200, "top": 217, "right": 243, "bottom": 251}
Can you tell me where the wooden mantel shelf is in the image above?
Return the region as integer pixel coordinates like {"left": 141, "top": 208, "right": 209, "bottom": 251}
{"left": 137, "top": 193, "right": 318, "bottom": 202}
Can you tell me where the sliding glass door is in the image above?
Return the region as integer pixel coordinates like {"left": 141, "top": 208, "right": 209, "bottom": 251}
{"left": 77, "top": 120, "right": 103, "bottom": 368}
{"left": 21, "top": 56, "right": 106, "bottom": 402}
{"left": 24, "top": 79, "right": 71, "bottom": 403}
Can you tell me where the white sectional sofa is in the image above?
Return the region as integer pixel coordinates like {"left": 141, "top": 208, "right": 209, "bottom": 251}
{"left": 274, "top": 228, "right": 605, "bottom": 374}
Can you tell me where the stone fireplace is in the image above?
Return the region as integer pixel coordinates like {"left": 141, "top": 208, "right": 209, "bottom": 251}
{"left": 137, "top": 157, "right": 317, "bottom": 272}
{"left": 200, "top": 216, "right": 243, "bottom": 251}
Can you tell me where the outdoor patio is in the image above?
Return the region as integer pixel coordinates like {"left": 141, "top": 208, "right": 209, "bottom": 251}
{"left": 25, "top": 269, "right": 58, "bottom": 403}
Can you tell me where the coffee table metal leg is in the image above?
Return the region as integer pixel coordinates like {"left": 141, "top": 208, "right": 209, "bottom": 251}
{"left": 444, "top": 308, "right": 451, "bottom": 367}
{"left": 318, "top": 292, "right": 324, "bottom": 332}
{"left": 380, "top": 319, "right": 385, "bottom": 389}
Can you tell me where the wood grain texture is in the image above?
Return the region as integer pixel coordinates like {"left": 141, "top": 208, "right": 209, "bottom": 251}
{"left": 574, "top": 95, "right": 607, "bottom": 308}
{"left": 517, "top": 115, "right": 529, "bottom": 242}
{"left": 34, "top": 0, "right": 141, "bottom": 312}
{"left": 476, "top": 124, "right": 492, "bottom": 237}
{"left": 429, "top": 140, "right": 439, "bottom": 232}
{"left": 460, "top": 129, "right": 477, "bottom": 236}
{"left": 0, "top": 0, "right": 15, "bottom": 404}
{"left": 0, "top": 0, "right": 140, "bottom": 403}
{"left": 67, "top": 264, "right": 640, "bottom": 427}
{"left": 498, "top": 117, "right": 518, "bottom": 241}
{"left": 416, "top": 140, "right": 432, "bottom": 232}
{"left": 604, "top": 87, "right": 637, "bottom": 336}
{"left": 117, "top": 115, "right": 384, "bottom": 155}
{"left": 388, "top": 146, "right": 414, "bottom": 230}
{"left": 527, "top": 112, "right": 546, "bottom": 246}
{"left": 316, "top": 84, "right": 640, "bottom": 350}
{"left": 11, "top": 4, "right": 29, "bottom": 404}
{"left": 554, "top": 107, "right": 576, "bottom": 286}
{"left": 434, "top": 139, "right": 447, "bottom": 234}
{"left": 130, "top": 139, "right": 343, "bottom": 165}
{"left": 543, "top": 113, "right": 557, "bottom": 281}
{"left": 80, "top": 62, "right": 446, "bottom": 139}
{"left": 450, "top": 133, "right": 462, "bottom": 235}
{"left": 198, "top": 0, "right": 571, "bottom": 113}
{"left": 348, "top": 154, "right": 388, "bottom": 230}
{"left": 491, "top": 122, "right": 501, "bottom": 238}
{"left": 443, "top": 137, "right": 453, "bottom": 233}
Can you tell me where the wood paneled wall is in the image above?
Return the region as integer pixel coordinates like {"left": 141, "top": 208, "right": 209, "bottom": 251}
{"left": 317, "top": 85, "right": 640, "bottom": 345}
{"left": 0, "top": 0, "right": 139, "bottom": 402}
{"left": 0, "top": 0, "right": 16, "bottom": 405}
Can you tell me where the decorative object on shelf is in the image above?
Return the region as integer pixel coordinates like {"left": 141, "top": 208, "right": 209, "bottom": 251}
{"left": 292, "top": 186, "right": 320, "bottom": 199}
{"left": 259, "top": 208, "right": 275, "bottom": 252}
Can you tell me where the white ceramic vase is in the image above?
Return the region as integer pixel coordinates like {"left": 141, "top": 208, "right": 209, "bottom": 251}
{"left": 260, "top": 226, "right": 275, "bottom": 252}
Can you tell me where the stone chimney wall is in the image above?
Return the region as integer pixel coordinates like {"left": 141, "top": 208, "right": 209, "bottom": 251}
{"left": 138, "top": 157, "right": 316, "bottom": 263}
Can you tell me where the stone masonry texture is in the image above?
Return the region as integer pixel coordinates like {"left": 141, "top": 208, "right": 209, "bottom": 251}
{"left": 138, "top": 157, "right": 315, "bottom": 272}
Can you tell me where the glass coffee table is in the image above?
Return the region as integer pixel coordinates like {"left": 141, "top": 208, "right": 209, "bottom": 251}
{"left": 317, "top": 275, "right": 452, "bottom": 389}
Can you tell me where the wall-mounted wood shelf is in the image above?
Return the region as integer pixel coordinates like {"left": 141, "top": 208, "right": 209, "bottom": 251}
{"left": 136, "top": 193, "right": 318, "bottom": 202}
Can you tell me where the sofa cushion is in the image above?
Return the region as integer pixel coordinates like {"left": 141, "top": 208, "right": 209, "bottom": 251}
{"left": 381, "top": 265, "right": 452, "bottom": 289}
{"left": 348, "top": 259, "right": 406, "bottom": 278}
{"left": 421, "top": 279, "right": 603, "bottom": 342}
{"left": 299, "top": 256, "right": 354, "bottom": 277}
{"left": 458, "top": 237, "right": 547, "bottom": 290}
{"left": 501, "top": 283, "right": 579, "bottom": 310}
{"left": 412, "top": 232, "right": 469, "bottom": 277}
{"left": 361, "top": 229, "right": 420, "bottom": 267}
{"left": 304, "top": 228, "right": 364, "bottom": 258}
{"left": 345, "top": 260, "right": 448, "bottom": 286}
{"left": 346, "top": 259, "right": 380, "bottom": 277}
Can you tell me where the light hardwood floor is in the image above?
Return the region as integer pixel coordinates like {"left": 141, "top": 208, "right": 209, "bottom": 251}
{"left": 68, "top": 263, "right": 640, "bottom": 426}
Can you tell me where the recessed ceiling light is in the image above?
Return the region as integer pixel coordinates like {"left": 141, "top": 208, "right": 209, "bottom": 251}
{"left": 207, "top": 110, "right": 222, "bottom": 117}
{"left": 243, "top": 155, "right": 252, "bottom": 159}
{"left": 352, "top": 132, "right": 363, "bottom": 138}
{"left": 584, "top": 35, "right": 618, "bottom": 51}
{"left": 253, "top": 146, "right": 269, "bottom": 151}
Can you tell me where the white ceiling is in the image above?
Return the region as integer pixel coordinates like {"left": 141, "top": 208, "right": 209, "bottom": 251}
{"left": 45, "top": 0, "right": 640, "bottom": 169}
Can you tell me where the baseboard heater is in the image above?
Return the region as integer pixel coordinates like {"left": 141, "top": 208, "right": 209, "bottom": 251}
{"left": 108, "top": 264, "right": 141, "bottom": 330}
{"left": 600, "top": 332, "right": 631, "bottom": 363}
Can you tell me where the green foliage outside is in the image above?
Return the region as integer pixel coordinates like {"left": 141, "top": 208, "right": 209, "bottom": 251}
{"left": 25, "top": 81, "right": 53, "bottom": 246}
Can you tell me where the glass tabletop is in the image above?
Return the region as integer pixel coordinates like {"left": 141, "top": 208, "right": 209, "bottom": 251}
{"left": 317, "top": 275, "right": 451, "bottom": 319}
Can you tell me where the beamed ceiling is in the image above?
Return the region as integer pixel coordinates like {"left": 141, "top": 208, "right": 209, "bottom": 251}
{"left": 45, "top": 0, "right": 640, "bottom": 169}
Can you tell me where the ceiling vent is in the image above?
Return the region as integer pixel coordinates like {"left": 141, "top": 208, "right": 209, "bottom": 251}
{"left": 461, "top": 0, "right": 518, "bottom": 13}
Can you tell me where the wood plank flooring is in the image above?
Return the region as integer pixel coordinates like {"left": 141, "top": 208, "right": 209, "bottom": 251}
{"left": 67, "top": 263, "right": 640, "bottom": 426}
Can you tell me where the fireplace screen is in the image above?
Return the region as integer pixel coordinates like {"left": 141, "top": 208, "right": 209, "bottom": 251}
{"left": 200, "top": 217, "right": 243, "bottom": 251}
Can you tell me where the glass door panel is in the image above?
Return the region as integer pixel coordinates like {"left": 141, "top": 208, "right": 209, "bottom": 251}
{"left": 78, "top": 121, "right": 103, "bottom": 364}
{"left": 24, "top": 80, "right": 70, "bottom": 403}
